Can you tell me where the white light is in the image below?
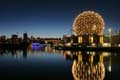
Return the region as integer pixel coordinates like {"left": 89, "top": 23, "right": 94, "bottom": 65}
{"left": 108, "top": 28, "right": 112, "bottom": 33}
{"left": 118, "top": 44, "right": 120, "bottom": 47}
{"left": 102, "top": 43, "right": 111, "bottom": 47}
{"left": 91, "top": 43, "right": 96, "bottom": 47}
{"left": 65, "top": 43, "right": 71, "bottom": 47}
{"left": 108, "top": 65, "right": 111, "bottom": 72}
{"left": 102, "top": 52, "right": 111, "bottom": 57}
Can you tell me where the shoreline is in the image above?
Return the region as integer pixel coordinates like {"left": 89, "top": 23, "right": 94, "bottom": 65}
{"left": 55, "top": 46, "right": 120, "bottom": 52}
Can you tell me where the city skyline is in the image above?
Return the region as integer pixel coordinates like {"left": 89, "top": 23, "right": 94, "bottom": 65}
{"left": 0, "top": 0, "right": 120, "bottom": 38}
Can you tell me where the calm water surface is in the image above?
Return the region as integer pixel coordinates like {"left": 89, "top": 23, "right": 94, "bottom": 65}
{"left": 0, "top": 46, "right": 120, "bottom": 80}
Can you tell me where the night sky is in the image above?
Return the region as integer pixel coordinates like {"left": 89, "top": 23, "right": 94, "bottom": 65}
{"left": 0, "top": 0, "right": 120, "bottom": 38}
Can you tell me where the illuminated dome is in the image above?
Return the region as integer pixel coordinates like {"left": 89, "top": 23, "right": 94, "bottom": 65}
{"left": 73, "top": 11, "right": 104, "bottom": 35}
{"left": 72, "top": 61, "right": 105, "bottom": 80}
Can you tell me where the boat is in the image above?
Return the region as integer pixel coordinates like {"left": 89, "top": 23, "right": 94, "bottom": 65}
{"left": 31, "top": 42, "right": 46, "bottom": 50}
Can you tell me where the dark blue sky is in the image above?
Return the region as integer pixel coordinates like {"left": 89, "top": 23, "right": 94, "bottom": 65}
{"left": 0, "top": 0, "right": 120, "bottom": 38}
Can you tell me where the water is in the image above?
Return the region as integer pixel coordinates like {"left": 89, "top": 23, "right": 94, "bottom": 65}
{"left": 0, "top": 46, "right": 120, "bottom": 80}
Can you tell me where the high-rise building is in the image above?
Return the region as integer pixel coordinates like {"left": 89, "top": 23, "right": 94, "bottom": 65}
{"left": 11, "top": 34, "right": 19, "bottom": 44}
{"left": 23, "top": 33, "right": 28, "bottom": 43}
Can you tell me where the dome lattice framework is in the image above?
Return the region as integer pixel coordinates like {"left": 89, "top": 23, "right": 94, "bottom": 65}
{"left": 73, "top": 11, "right": 104, "bottom": 36}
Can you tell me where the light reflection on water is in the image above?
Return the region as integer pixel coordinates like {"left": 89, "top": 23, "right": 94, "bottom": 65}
{"left": 0, "top": 46, "right": 119, "bottom": 80}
